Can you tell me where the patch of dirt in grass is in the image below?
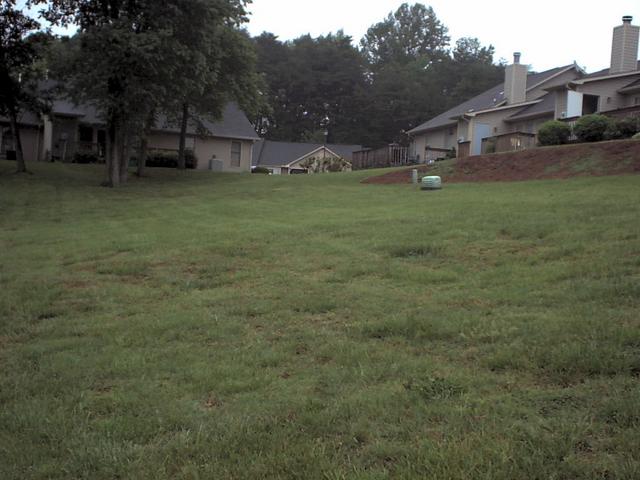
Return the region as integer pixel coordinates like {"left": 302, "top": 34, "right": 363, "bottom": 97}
{"left": 203, "top": 393, "right": 222, "bottom": 410}
{"left": 362, "top": 140, "right": 640, "bottom": 184}
{"left": 62, "top": 279, "right": 95, "bottom": 290}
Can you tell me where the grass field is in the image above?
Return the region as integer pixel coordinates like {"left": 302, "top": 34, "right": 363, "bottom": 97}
{"left": 1, "top": 161, "right": 639, "bottom": 479}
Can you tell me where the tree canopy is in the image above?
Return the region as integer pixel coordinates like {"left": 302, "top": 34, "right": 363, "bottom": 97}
{"left": 1, "top": 0, "right": 45, "bottom": 172}
{"left": 255, "top": 3, "right": 504, "bottom": 147}
{"left": 28, "top": 0, "right": 259, "bottom": 184}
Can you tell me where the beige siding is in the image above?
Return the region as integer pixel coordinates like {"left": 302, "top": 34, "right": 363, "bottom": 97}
{"left": 147, "top": 131, "right": 253, "bottom": 173}
{"left": 193, "top": 138, "right": 253, "bottom": 172}
{"left": 577, "top": 75, "right": 640, "bottom": 112}
{"left": 470, "top": 109, "right": 513, "bottom": 140}
{"left": 511, "top": 115, "right": 553, "bottom": 134}
{"left": 411, "top": 126, "right": 457, "bottom": 160}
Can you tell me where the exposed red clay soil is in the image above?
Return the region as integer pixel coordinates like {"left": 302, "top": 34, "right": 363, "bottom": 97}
{"left": 362, "top": 140, "right": 640, "bottom": 184}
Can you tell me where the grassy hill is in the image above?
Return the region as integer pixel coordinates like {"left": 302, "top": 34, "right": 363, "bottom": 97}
{"left": 364, "top": 139, "right": 640, "bottom": 184}
{"left": 1, "top": 161, "right": 639, "bottom": 479}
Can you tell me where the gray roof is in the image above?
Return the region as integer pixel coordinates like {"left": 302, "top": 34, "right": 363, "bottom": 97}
{"left": 8, "top": 86, "right": 258, "bottom": 141}
{"left": 582, "top": 61, "right": 640, "bottom": 79}
{"left": 408, "top": 65, "right": 575, "bottom": 134}
{"left": 506, "top": 93, "right": 556, "bottom": 122}
{"left": 0, "top": 110, "right": 41, "bottom": 127}
{"left": 154, "top": 103, "right": 260, "bottom": 140}
{"left": 252, "top": 140, "right": 363, "bottom": 167}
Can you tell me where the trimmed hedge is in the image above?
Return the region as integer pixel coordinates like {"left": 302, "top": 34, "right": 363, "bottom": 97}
{"left": 144, "top": 150, "right": 196, "bottom": 169}
{"left": 573, "top": 114, "right": 611, "bottom": 143}
{"left": 537, "top": 120, "right": 571, "bottom": 146}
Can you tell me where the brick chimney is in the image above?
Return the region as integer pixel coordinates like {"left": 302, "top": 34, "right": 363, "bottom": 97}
{"left": 504, "top": 52, "right": 528, "bottom": 104}
{"left": 610, "top": 16, "right": 639, "bottom": 74}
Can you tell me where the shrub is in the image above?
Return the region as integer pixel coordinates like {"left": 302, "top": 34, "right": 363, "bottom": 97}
{"left": 252, "top": 166, "right": 270, "bottom": 174}
{"left": 613, "top": 117, "right": 639, "bottom": 138}
{"left": 573, "top": 114, "right": 612, "bottom": 143}
{"left": 633, "top": 132, "right": 640, "bottom": 140}
{"left": 537, "top": 120, "right": 571, "bottom": 146}
{"left": 445, "top": 147, "right": 456, "bottom": 159}
{"left": 145, "top": 149, "right": 196, "bottom": 169}
{"left": 74, "top": 152, "right": 100, "bottom": 164}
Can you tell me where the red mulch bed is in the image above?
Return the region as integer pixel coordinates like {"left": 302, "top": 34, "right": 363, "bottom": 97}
{"left": 362, "top": 140, "right": 640, "bottom": 184}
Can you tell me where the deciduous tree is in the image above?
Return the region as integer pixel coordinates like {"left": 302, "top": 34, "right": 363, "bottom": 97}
{"left": 0, "top": 0, "right": 42, "bottom": 173}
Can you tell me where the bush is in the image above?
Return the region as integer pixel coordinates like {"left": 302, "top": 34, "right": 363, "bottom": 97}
{"left": 573, "top": 114, "right": 612, "bottom": 143}
{"left": 633, "top": 132, "right": 640, "bottom": 140}
{"left": 537, "top": 120, "right": 571, "bottom": 146}
{"left": 252, "top": 166, "right": 270, "bottom": 174}
{"left": 74, "top": 152, "right": 100, "bottom": 164}
{"left": 145, "top": 149, "right": 196, "bottom": 169}
{"left": 613, "top": 117, "right": 639, "bottom": 138}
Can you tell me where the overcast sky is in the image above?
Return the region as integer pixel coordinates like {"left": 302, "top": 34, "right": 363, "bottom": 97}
{"left": 245, "top": 0, "right": 640, "bottom": 73}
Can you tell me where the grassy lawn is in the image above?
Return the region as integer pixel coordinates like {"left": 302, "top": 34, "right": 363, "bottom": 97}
{"left": 1, "top": 161, "right": 639, "bottom": 479}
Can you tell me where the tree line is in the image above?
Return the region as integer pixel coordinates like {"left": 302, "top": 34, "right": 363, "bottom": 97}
{"left": 254, "top": 3, "right": 505, "bottom": 147}
{"left": 1, "top": 1, "right": 504, "bottom": 185}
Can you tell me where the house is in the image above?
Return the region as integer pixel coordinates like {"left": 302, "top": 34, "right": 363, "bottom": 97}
{"left": 409, "top": 16, "right": 640, "bottom": 159}
{"left": 251, "top": 140, "right": 362, "bottom": 174}
{"left": 0, "top": 99, "right": 260, "bottom": 173}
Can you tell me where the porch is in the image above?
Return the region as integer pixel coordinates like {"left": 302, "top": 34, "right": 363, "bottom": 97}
{"left": 481, "top": 132, "right": 536, "bottom": 155}
{"left": 351, "top": 144, "right": 410, "bottom": 170}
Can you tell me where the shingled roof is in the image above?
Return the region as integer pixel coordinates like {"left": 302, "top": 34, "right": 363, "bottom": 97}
{"left": 252, "top": 140, "right": 363, "bottom": 167}
{"left": 154, "top": 103, "right": 259, "bottom": 140}
{"left": 408, "top": 65, "right": 576, "bottom": 135}
{"left": 506, "top": 93, "right": 556, "bottom": 122}
{"left": 582, "top": 61, "right": 640, "bottom": 80}
{"left": 6, "top": 85, "right": 259, "bottom": 141}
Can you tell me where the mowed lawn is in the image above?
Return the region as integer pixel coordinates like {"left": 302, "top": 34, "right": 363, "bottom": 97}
{"left": 1, "top": 161, "right": 639, "bottom": 479}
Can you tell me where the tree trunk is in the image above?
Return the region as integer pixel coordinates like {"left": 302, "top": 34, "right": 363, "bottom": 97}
{"left": 178, "top": 102, "right": 189, "bottom": 170}
{"left": 9, "top": 110, "right": 28, "bottom": 173}
{"left": 103, "top": 122, "right": 121, "bottom": 187}
{"left": 137, "top": 133, "right": 148, "bottom": 177}
{"left": 119, "top": 129, "right": 130, "bottom": 185}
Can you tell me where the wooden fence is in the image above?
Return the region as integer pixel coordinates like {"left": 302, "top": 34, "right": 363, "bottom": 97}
{"left": 351, "top": 144, "right": 410, "bottom": 170}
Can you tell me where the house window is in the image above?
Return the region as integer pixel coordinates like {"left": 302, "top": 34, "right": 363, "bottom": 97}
{"left": 231, "top": 141, "right": 241, "bottom": 167}
{"left": 78, "top": 125, "right": 93, "bottom": 143}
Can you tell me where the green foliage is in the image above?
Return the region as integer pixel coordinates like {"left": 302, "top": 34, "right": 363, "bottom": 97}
{"left": 633, "top": 132, "right": 640, "bottom": 140}
{"left": 252, "top": 166, "right": 270, "bottom": 174}
{"left": 573, "top": 114, "right": 612, "bottom": 143}
{"left": 537, "top": 120, "right": 572, "bottom": 146}
{"left": 144, "top": 149, "right": 196, "bottom": 169}
{"left": 360, "top": 3, "right": 450, "bottom": 67}
{"left": 32, "top": 0, "right": 255, "bottom": 184}
{"left": 1, "top": 161, "right": 639, "bottom": 478}
{"left": 606, "top": 116, "right": 639, "bottom": 139}
{"left": 255, "top": 8, "right": 503, "bottom": 146}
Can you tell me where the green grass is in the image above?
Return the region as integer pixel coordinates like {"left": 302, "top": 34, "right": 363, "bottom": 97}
{"left": 1, "top": 161, "right": 639, "bottom": 479}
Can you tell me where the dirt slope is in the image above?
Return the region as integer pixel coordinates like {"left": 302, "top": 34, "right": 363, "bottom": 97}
{"left": 362, "top": 140, "right": 640, "bottom": 184}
